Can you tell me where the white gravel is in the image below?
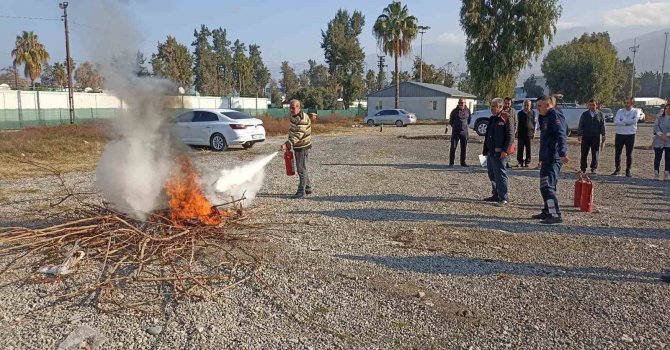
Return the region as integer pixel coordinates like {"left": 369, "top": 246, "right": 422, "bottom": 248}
{"left": 0, "top": 124, "right": 668, "bottom": 349}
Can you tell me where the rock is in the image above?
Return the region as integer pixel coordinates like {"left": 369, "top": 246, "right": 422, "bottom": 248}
{"left": 416, "top": 291, "right": 426, "bottom": 299}
{"left": 196, "top": 325, "right": 204, "bottom": 333}
{"left": 146, "top": 326, "right": 162, "bottom": 336}
{"left": 425, "top": 302, "right": 434, "bottom": 307}
{"left": 621, "top": 334, "right": 634, "bottom": 343}
{"left": 58, "top": 324, "right": 106, "bottom": 350}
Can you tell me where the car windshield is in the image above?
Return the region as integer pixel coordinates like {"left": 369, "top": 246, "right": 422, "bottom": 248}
{"left": 223, "top": 111, "right": 253, "bottom": 120}
{"left": 399, "top": 109, "right": 409, "bottom": 114}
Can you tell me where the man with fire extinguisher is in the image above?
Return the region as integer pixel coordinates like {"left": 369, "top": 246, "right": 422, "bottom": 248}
{"left": 281, "top": 99, "right": 313, "bottom": 199}
{"left": 534, "top": 95, "right": 569, "bottom": 224}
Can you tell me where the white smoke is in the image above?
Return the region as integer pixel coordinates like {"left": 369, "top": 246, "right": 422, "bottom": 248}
{"left": 82, "top": 1, "right": 180, "bottom": 219}
{"left": 209, "top": 152, "right": 278, "bottom": 207}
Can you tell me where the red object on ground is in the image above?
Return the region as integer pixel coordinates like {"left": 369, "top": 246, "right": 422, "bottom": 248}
{"left": 574, "top": 172, "right": 585, "bottom": 207}
{"left": 284, "top": 149, "right": 296, "bottom": 176}
{"left": 580, "top": 175, "right": 594, "bottom": 213}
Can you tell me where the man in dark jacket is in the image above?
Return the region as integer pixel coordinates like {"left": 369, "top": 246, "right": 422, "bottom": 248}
{"left": 447, "top": 98, "right": 471, "bottom": 167}
{"left": 516, "top": 99, "right": 537, "bottom": 167}
{"left": 533, "top": 95, "right": 569, "bottom": 224}
{"left": 577, "top": 99, "right": 607, "bottom": 174}
{"left": 482, "top": 98, "right": 514, "bottom": 206}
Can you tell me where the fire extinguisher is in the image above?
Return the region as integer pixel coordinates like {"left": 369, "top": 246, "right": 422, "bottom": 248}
{"left": 284, "top": 149, "right": 296, "bottom": 176}
{"left": 574, "top": 172, "right": 585, "bottom": 207}
{"left": 579, "top": 175, "right": 594, "bottom": 213}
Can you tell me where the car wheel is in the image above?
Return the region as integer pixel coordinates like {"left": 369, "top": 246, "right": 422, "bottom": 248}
{"left": 242, "top": 141, "right": 254, "bottom": 149}
{"left": 475, "top": 119, "right": 488, "bottom": 136}
{"left": 210, "top": 133, "right": 227, "bottom": 152}
{"left": 367, "top": 119, "right": 375, "bottom": 127}
{"left": 395, "top": 120, "right": 404, "bottom": 127}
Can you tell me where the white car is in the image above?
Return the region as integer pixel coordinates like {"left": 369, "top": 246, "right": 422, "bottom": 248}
{"left": 172, "top": 108, "right": 265, "bottom": 151}
{"left": 365, "top": 109, "right": 417, "bottom": 127}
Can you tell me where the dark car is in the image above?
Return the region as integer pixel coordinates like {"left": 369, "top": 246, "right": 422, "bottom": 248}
{"left": 601, "top": 108, "right": 614, "bottom": 122}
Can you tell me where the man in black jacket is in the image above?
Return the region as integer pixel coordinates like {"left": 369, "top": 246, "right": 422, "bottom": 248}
{"left": 482, "top": 98, "right": 514, "bottom": 206}
{"left": 447, "top": 98, "right": 471, "bottom": 167}
{"left": 516, "top": 100, "right": 537, "bottom": 167}
{"left": 577, "top": 99, "right": 607, "bottom": 174}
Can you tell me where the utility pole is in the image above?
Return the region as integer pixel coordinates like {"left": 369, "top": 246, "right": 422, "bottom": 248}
{"left": 659, "top": 32, "right": 668, "bottom": 98}
{"left": 418, "top": 25, "right": 430, "bottom": 83}
{"left": 376, "top": 55, "right": 387, "bottom": 91}
{"left": 60, "top": 2, "right": 75, "bottom": 124}
{"left": 629, "top": 37, "right": 640, "bottom": 98}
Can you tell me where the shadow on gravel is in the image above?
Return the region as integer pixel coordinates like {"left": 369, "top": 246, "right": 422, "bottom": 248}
{"left": 305, "top": 194, "right": 480, "bottom": 204}
{"left": 337, "top": 254, "right": 663, "bottom": 284}
{"left": 297, "top": 208, "right": 670, "bottom": 240}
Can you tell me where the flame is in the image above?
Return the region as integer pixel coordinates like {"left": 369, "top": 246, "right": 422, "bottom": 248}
{"left": 164, "top": 157, "right": 222, "bottom": 226}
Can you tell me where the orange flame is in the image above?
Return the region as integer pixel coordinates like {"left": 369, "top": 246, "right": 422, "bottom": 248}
{"left": 164, "top": 157, "right": 222, "bottom": 226}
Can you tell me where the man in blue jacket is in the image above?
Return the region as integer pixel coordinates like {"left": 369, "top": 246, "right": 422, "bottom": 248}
{"left": 533, "top": 95, "right": 569, "bottom": 224}
{"left": 482, "top": 98, "right": 514, "bottom": 206}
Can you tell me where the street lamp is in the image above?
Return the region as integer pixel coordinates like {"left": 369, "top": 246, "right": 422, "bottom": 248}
{"left": 418, "top": 25, "right": 430, "bottom": 83}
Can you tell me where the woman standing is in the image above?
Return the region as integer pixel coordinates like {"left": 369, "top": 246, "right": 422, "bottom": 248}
{"left": 652, "top": 103, "right": 670, "bottom": 180}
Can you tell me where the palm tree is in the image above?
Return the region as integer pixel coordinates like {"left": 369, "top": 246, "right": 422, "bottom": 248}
{"left": 373, "top": 1, "right": 418, "bottom": 108}
{"left": 54, "top": 62, "right": 66, "bottom": 89}
{"left": 11, "top": 31, "right": 50, "bottom": 88}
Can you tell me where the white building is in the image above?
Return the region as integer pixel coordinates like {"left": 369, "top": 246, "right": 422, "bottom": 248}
{"left": 634, "top": 97, "right": 667, "bottom": 107}
{"left": 366, "top": 81, "right": 477, "bottom": 120}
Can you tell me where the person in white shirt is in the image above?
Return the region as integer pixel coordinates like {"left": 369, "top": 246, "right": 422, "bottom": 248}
{"left": 612, "top": 97, "right": 642, "bottom": 177}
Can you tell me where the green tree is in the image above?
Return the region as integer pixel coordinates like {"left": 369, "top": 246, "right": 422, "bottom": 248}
{"left": 135, "top": 51, "right": 150, "bottom": 77}
{"left": 458, "top": 73, "right": 475, "bottom": 94}
{"left": 40, "top": 62, "right": 56, "bottom": 87}
{"left": 269, "top": 79, "right": 282, "bottom": 106}
{"left": 444, "top": 72, "right": 455, "bottom": 88}
{"left": 307, "top": 60, "right": 330, "bottom": 88}
{"left": 390, "top": 70, "right": 412, "bottom": 85}
{"left": 212, "top": 28, "right": 234, "bottom": 95}
{"left": 614, "top": 58, "right": 640, "bottom": 102}
{"left": 542, "top": 33, "right": 618, "bottom": 104}
{"left": 321, "top": 9, "right": 366, "bottom": 108}
{"left": 637, "top": 71, "right": 670, "bottom": 98}
{"left": 231, "top": 39, "right": 253, "bottom": 96}
{"left": 460, "top": 0, "right": 561, "bottom": 100}
{"left": 280, "top": 61, "right": 299, "bottom": 95}
{"left": 298, "top": 71, "right": 311, "bottom": 88}
{"left": 248, "top": 44, "right": 271, "bottom": 97}
{"left": 74, "top": 61, "right": 103, "bottom": 90}
{"left": 53, "top": 62, "right": 66, "bottom": 88}
{"left": 411, "top": 57, "right": 446, "bottom": 85}
{"left": 11, "top": 31, "right": 50, "bottom": 88}
{"left": 373, "top": 1, "right": 418, "bottom": 107}
{"left": 523, "top": 74, "right": 545, "bottom": 98}
{"left": 192, "top": 25, "right": 217, "bottom": 95}
{"left": 365, "top": 69, "right": 377, "bottom": 93}
{"left": 151, "top": 36, "right": 193, "bottom": 89}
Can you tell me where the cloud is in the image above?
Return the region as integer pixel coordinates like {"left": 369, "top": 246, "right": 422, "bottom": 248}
{"left": 430, "top": 31, "right": 466, "bottom": 45}
{"left": 603, "top": 2, "right": 670, "bottom": 27}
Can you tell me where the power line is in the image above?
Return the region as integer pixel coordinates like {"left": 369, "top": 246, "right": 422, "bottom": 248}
{"left": 0, "top": 15, "right": 60, "bottom": 21}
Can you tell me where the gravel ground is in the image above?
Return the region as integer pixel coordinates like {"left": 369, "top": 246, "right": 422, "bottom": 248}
{"left": 0, "top": 124, "right": 669, "bottom": 349}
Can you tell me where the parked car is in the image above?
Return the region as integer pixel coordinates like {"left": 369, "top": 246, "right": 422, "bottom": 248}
{"left": 468, "top": 98, "right": 586, "bottom": 136}
{"left": 365, "top": 109, "right": 417, "bottom": 127}
{"left": 601, "top": 108, "right": 614, "bottom": 123}
{"left": 172, "top": 108, "right": 265, "bottom": 151}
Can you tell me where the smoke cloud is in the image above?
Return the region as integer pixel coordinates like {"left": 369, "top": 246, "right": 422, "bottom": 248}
{"left": 82, "top": 1, "right": 180, "bottom": 219}
{"left": 208, "top": 152, "right": 278, "bottom": 207}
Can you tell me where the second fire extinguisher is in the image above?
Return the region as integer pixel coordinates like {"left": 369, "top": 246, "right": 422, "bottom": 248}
{"left": 574, "top": 172, "right": 585, "bottom": 207}
{"left": 580, "top": 175, "right": 594, "bottom": 213}
{"left": 284, "top": 149, "right": 296, "bottom": 176}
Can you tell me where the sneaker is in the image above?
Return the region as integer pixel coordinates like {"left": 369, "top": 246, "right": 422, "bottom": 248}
{"left": 541, "top": 216, "right": 563, "bottom": 225}
{"left": 580, "top": 169, "right": 587, "bottom": 174}
{"left": 625, "top": 170, "right": 632, "bottom": 178}
{"left": 461, "top": 164, "right": 470, "bottom": 168}
{"left": 496, "top": 200, "right": 508, "bottom": 206}
{"left": 610, "top": 170, "right": 620, "bottom": 176}
{"left": 590, "top": 169, "right": 597, "bottom": 175}
{"left": 662, "top": 269, "right": 670, "bottom": 283}
{"left": 655, "top": 170, "right": 660, "bottom": 180}
{"left": 531, "top": 212, "right": 550, "bottom": 220}
{"left": 305, "top": 187, "right": 313, "bottom": 195}
{"left": 291, "top": 191, "right": 305, "bottom": 199}
{"left": 483, "top": 196, "right": 499, "bottom": 202}
{"left": 664, "top": 171, "right": 670, "bottom": 181}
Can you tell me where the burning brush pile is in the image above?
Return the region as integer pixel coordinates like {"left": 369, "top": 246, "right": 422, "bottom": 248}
{"left": 0, "top": 158, "right": 262, "bottom": 315}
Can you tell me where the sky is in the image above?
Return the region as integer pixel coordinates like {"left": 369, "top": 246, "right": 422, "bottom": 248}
{"left": 1, "top": 0, "right": 670, "bottom": 81}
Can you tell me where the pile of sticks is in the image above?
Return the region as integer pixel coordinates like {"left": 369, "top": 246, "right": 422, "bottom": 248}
{"left": 0, "top": 202, "right": 262, "bottom": 315}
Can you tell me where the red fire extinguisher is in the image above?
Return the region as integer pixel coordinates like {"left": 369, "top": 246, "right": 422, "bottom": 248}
{"left": 284, "top": 149, "right": 296, "bottom": 176}
{"left": 574, "top": 172, "right": 585, "bottom": 207}
{"left": 580, "top": 175, "right": 594, "bottom": 213}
